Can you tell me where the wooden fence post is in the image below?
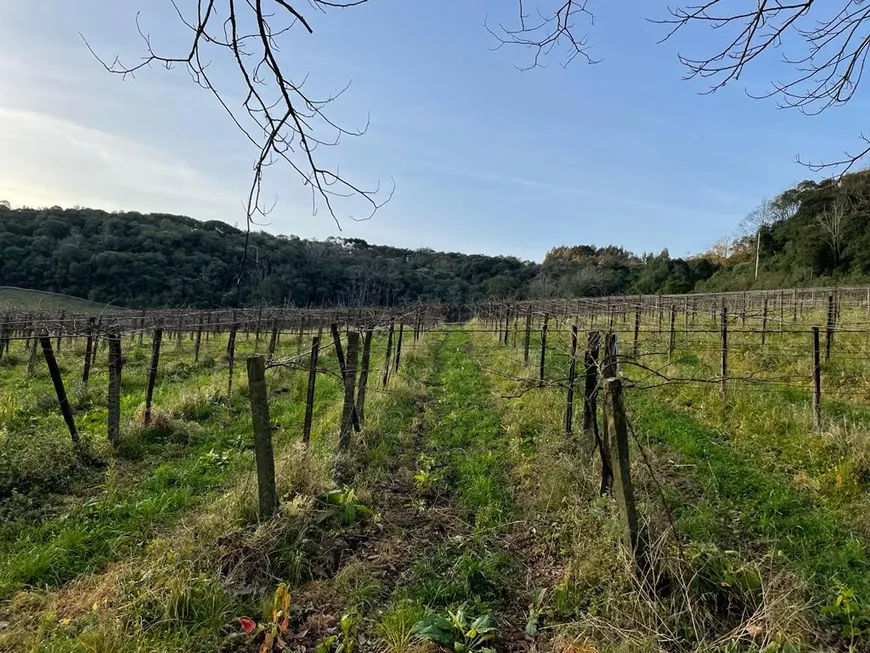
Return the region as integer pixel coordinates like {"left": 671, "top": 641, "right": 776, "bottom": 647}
{"left": 254, "top": 307, "right": 264, "bottom": 351}
{"left": 539, "top": 314, "right": 549, "bottom": 387}
{"left": 720, "top": 306, "right": 728, "bottom": 399}
{"left": 303, "top": 336, "right": 320, "bottom": 446}
{"left": 268, "top": 319, "right": 279, "bottom": 359}
{"left": 564, "top": 325, "right": 579, "bottom": 435}
{"left": 761, "top": 296, "right": 768, "bottom": 347}
{"left": 813, "top": 326, "right": 822, "bottom": 431}
{"left": 630, "top": 307, "right": 640, "bottom": 359}
{"left": 143, "top": 324, "right": 163, "bottom": 426}
{"left": 382, "top": 322, "right": 395, "bottom": 388}
{"left": 193, "top": 314, "right": 203, "bottom": 363}
{"left": 107, "top": 331, "right": 122, "bottom": 449}
{"left": 82, "top": 317, "right": 96, "bottom": 385}
{"left": 523, "top": 308, "right": 532, "bottom": 365}
{"left": 27, "top": 334, "right": 39, "bottom": 376}
{"left": 825, "top": 294, "right": 835, "bottom": 363}
{"left": 227, "top": 322, "right": 238, "bottom": 396}
{"left": 247, "top": 355, "right": 278, "bottom": 520}
{"left": 779, "top": 290, "right": 785, "bottom": 333}
{"left": 357, "top": 329, "right": 373, "bottom": 428}
{"left": 331, "top": 323, "right": 347, "bottom": 374}
{"left": 39, "top": 332, "right": 79, "bottom": 444}
{"left": 339, "top": 332, "right": 360, "bottom": 451}
{"left": 668, "top": 304, "right": 676, "bottom": 360}
{"left": 599, "top": 333, "right": 619, "bottom": 495}
{"left": 604, "top": 377, "right": 648, "bottom": 574}
{"left": 91, "top": 318, "right": 101, "bottom": 370}
{"left": 394, "top": 322, "right": 404, "bottom": 373}
{"left": 583, "top": 330, "right": 601, "bottom": 455}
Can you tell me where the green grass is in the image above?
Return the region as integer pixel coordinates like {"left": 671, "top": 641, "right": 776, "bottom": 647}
{"left": 630, "top": 393, "right": 870, "bottom": 598}
{"left": 390, "top": 329, "right": 519, "bottom": 623}
{"left": 420, "top": 330, "right": 512, "bottom": 528}
{"left": 0, "top": 327, "right": 440, "bottom": 653}
{"left": 0, "top": 330, "right": 348, "bottom": 600}
{"left": 11, "top": 309, "right": 870, "bottom": 652}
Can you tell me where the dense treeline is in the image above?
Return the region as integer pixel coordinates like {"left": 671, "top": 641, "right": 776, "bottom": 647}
{"left": 0, "top": 206, "right": 539, "bottom": 307}
{"left": 0, "top": 171, "right": 868, "bottom": 307}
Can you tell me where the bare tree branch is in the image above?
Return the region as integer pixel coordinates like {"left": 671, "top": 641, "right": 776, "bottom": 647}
{"left": 487, "top": 0, "right": 600, "bottom": 70}
{"left": 657, "top": 0, "right": 870, "bottom": 172}
{"left": 81, "top": 0, "right": 393, "bottom": 284}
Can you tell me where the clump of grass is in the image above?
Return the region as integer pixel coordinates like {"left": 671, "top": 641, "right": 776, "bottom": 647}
{"left": 378, "top": 600, "right": 426, "bottom": 653}
{"left": 0, "top": 427, "right": 93, "bottom": 503}
{"left": 166, "top": 387, "right": 220, "bottom": 422}
{"left": 329, "top": 560, "right": 385, "bottom": 611}
{"left": 402, "top": 536, "right": 513, "bottom": 612}
{"left": 120, "top": 564, "right": 235, "bottom": 634}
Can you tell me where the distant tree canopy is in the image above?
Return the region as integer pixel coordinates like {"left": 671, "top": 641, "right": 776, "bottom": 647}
{"left": 1, "top": 172, "right": 869, "bottom": 308}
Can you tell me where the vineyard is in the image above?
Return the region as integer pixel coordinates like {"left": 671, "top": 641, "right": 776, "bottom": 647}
{"left": 2, "top": 289, "right": 870, "bottom": 652}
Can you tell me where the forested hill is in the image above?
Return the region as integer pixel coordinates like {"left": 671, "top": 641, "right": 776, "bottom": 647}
{"left": 0, "top": 206, "right": 542, "bottom": 307}
{"left": 1, "top": 171, "right": 869, "bottom": 308}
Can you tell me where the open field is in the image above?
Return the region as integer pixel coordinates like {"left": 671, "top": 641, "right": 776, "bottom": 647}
{"left": 2, "top": 291, "right": 870, "bottom": 651}
{"left": 0, "top": 287, "right": 124, "bottom": 315}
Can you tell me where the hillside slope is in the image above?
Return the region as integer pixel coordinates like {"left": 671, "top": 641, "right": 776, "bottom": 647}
{"left": 2, "top": 172, "right": 869, "bottom": 308}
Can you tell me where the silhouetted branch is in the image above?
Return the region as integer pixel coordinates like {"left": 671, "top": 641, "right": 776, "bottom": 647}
{"left": 81, "top": 0, "right": 393, "bottom": 283}
{"left": 657, "top": 0, "right": 870, "bottom": 172}
{"left": 487, "top": 0, "right": 600, "bottom": 69}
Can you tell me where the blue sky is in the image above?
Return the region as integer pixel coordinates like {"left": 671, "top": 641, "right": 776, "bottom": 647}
{"left": 0, "top": 1, "right": 866, "bottom": 261}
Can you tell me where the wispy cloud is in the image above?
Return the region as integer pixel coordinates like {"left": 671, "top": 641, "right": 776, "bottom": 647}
{"left": 417, "top": 160, "right": 741, "bottom": 223}
{"left": 0, "top": 107, "right": 241, "bottom": 217}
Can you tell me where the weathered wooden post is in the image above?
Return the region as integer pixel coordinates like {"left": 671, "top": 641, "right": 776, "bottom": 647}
{"left": 331, "top": 323, "right": 347, "bottom": 374}
{"left": 357, "top": 329, "right": 373, "bottom": 427}
{"left": 668, "top": 304, "right": 677, "bottom": 361}
{"left": 720, "top": 306, "right": 728, "bottom": 399}
{"left": 39, "top": 331, "right": 79, "bottom": 444}
{"left": 813, "top": 326, "right": 822, "bottom": 431}
{"left": 539, "top": 314, "right": 549, "bottom": 387}
{"left": 27, "top": 334, "right": 39, "bottom": 376}
{"left": 583, "top": 330, "right": 601, "bottom": 454}
{"left": 394, "top": 322, "right": 404, "bottom": 373}
{"left": 761, "top": 295, "right": 769, "bottom": 347}
{"left": 82, "top": 317, "right": 96, "bottom": 385}
{"left": 267, "top": 319, "right": 279, "bottom": 359}
{"left": 564, "top": 325, "right": 579, "bottom": 435}
{"left": 604, "top": 377, "right": 648, "bottom": 574}
{"left": 107, "top": 331, "right": 122, "bottom": 449}
{"left": 227, "top": 321, "right": 238, "bottom": 396}
{"left": 632, "top": 308, "right": 641, "bottom": 359}
{"left": 143, "top": 324, "right": 163, "bottom": 426}
{"left": 302, "top": 336, "right": 320, "bottom": 446}
{"left": 382, "top": 322, "right": 395, "bottom": 388}
{"left": 90, "top": 318, "right": 102, "bottom": 370}
{"left": 254, "top": 307, "right": 264, "bottom": 352}
{"left": 247, "top": 355, "right": 278, "bottom": 520}
{"left": 825, "top": 294, "right": 835, "bottom": 363}
{"left": 339, "top": 332, "right": 360, "bottom": 451}
{"left": 193, "top": 314, "right": 203, "bottom": 363}
{"left": 523, "top": 308, "right": 532, "bottom": 365}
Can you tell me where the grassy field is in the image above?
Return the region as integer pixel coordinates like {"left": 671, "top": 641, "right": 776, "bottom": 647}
{"left": 2, "top": 309, "right": 870, "bottom": 651}
{"left": 0, "top": 287, "right": 124, "bottom": 314}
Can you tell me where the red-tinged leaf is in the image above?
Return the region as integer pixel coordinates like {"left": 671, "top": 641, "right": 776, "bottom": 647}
{"left": 239, "top": 617, "right": 257, "bottom": 634}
